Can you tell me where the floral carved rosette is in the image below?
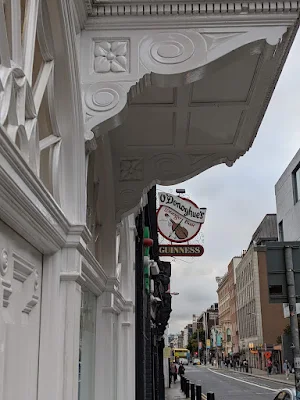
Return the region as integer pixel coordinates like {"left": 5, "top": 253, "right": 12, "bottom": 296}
{"left": 94, "top": 41, "right": 128, "bottom": 73}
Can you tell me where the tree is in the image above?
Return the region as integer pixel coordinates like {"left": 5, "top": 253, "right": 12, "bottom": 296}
{"left": 187, "top": 330, "right": 206, "bottom": 355}
{"left": 284, "top": 324, "right": 291, "bottom": 335}
{"left": 282, "top": 318, "right": 300, "bottom": 336}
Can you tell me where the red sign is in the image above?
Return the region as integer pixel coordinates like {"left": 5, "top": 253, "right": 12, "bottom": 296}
{"left": 159, "top": 244, "right": 204, "bottom": 257}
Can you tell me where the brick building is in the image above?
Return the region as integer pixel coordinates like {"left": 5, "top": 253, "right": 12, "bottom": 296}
{"left": 216, "top": 271, "right": 231, "bottom": 356}
{"left": 228, "top": 257, "right": 242, "bottom": 355}
{"left": 217, "top": 258, "right": 241, "bottom": 357}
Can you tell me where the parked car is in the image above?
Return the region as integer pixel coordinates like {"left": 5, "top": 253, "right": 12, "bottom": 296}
{"left": 273, "top": 388, "right": 295, "bottom": 400}
{"left": 179, "top": 358, "right": 189, "bottom": 365}
{"left": 193, "top": 358, "right": 201, "bottom": 365}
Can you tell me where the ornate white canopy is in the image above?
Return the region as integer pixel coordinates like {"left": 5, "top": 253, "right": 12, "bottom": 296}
{"left": 78, "top": 2, "right": 299, "bottom": 221}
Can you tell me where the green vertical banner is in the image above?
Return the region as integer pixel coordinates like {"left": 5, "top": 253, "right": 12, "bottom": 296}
{"left": 143, "top": 226, "right": 150, "bottom": 293}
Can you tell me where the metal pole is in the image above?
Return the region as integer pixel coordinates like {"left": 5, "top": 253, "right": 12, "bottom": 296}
{"left": 191, "top": 383, "right": 195, "bottom": 400}
{"left": 214, "top": 316, "right": 218, "bottom": 368}
{"left": 207, "top": 392, "right": 215, "bottom": 400}
{"left": 196, "top": 384, "right": 202, "bottom": 400}
{"left": 197, "top": 328, "right": 200, "bottom": 361}
{"left": 285, "top": 246, "right": 300, "bottom": 399}
{"left": 186, "top": 380, "right": 190, "bottom": 398}
{"left": 206, "top": 312, "right": 209, "bottom": 364}
{"left": 182, "top": 378, "right": 186, "bottom": 394}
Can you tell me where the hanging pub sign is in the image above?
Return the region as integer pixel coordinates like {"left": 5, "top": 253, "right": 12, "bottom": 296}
{"left": 157, "top": 192, "right": 206, "bottom": 243}
{"left": 158, "top": 244, "right": 204, "bottom": 257}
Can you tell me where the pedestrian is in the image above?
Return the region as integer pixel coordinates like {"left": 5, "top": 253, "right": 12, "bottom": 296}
{"left": 178, "top": 362, "right": 185, "bottom": 379}
{"left": 273, "top": 360, "right": 279, "bottom": 374}
{"left": 283, "top": 360, "right": 290, "bottom": 380}
{"left": 173, "top": 364, "right": 178, "bottom": 383}
{"left": 170, "top": 362, "right": 176, "bottom": 383}
{"left": 267, "top": 359, "right": 272, "bottom": 375}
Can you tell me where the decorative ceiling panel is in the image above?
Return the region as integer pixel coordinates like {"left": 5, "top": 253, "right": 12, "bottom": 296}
{"left": 129, "top": 87, "right": 176, "bottom": 106}
{"left": 190, "top": 48, "right": 261, "bottom": 104}
{"left": 113, "top": 109, "right": 176, "bottom": 147}
{"left": 187, "top": 108, "right": 243, "bottom": 146}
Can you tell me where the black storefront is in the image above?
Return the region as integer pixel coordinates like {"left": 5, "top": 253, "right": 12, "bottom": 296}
{"left": 135, "top": 186, "right": 172, "bottom": 400}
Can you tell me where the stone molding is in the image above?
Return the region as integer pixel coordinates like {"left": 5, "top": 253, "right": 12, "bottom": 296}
{"left": 0, "top": 125, "right": 95, "bottom": 255}
{"left": 87, "top": 0, "right": 300, "bottom": 19}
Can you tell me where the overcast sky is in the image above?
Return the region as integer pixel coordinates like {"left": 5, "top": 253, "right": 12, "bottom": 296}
{"left": 161, "top": 32, "right": 300, "bottom": 335}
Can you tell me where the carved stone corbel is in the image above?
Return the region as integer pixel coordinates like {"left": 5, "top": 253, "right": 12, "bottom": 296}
{"left": 81, "top": 26, "right": 287, "bottom": 142}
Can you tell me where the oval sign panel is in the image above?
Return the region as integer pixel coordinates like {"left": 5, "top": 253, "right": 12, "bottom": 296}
{"left": 157, "top": 192, "right": 206, "bottom": 243}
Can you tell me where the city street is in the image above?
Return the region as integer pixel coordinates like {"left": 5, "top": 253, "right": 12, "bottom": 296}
{"left": 183, "top": 366, "right": 288, "bottom": 400}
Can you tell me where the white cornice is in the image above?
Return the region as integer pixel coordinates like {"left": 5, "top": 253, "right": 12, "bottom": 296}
{"left": 0, "top": 128, "right": 93, "bottom": 254}
{"left": 86, "top": 1, "right": 299, "bottom": 28}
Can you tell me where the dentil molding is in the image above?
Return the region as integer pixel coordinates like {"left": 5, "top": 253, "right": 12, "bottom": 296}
{"left": 85, "top": 0, "right": 299, "bottom": 20}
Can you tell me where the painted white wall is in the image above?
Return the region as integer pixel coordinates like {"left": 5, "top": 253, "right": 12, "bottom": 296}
{"left": 183, "top": 327, "right": 189, "bottom": 348}
{"left": 275, "top": 148, "right": 300, "bottom": 241}
{"left": 0, "top": 221, "right": 43, "bottom": 400}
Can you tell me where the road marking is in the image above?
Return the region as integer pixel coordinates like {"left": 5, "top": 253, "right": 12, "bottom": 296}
{"left": 207, "top": 368, "right": 278, "bottom": 392}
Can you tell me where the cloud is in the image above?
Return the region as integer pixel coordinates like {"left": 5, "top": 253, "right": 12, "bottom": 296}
{"left": 162, "top": 32, "right": 300, "bottom": 334}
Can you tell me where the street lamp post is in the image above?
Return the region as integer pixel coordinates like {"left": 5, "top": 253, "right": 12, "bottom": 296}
{"left": 205, "top": 311, "right": 209, "bottom": 364}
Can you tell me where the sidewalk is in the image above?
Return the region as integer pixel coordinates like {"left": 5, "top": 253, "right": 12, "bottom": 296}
{"left": 165, "top": 382, "right": 186, "bottom": 400}
{"left": 214, "top": 365, "right": 295, "bottom": 386}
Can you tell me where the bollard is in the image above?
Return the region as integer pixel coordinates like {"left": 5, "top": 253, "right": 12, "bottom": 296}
{"left": 180, "top": 376, "right": 183, "bottom": 392}
{"left": 183, "top": 377, "right": 187, "bottom": 393}
{"left": 186, "top": 380, "right": 190, "bottom": 398}
{"left": 196, "top": 384, "right": 202, "bottom": 400}
{"left": 191, "top": 383, "right": 195, "bottom": 400}
{"left": 207, "top": 392, "right": 215, "bottom": 400}
{"left": 181, "top": 376, "right": 186, "bottom": 393}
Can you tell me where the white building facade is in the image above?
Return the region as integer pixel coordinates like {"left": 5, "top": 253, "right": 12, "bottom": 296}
{"left": 276, "top": 148, "right": 300, "bottom": 241}
{"left": 0, "top": 1, "right": 299, "bottom": 399}
{"left": 183, "top": 327, "right": 189, "bottom": 348}
{"left": 236, "top": 247, "right": 263, "bottom": 356}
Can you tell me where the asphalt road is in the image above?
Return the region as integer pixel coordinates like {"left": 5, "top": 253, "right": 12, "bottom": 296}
{"left": 184, "top": 366, "right": 287, "bottom": 400}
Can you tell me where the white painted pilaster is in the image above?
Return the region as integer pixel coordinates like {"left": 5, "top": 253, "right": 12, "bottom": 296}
{"left": 117, "top": 304, "right": 135, "bottom": 400}
{"left": 0, "top": 279, "right": 5, "bottom": 400}
{"left": 116, "top": 214, "right": 136, "bottom": 400}
{"left": 79, "top": 291, "right": 97, "bottom": 400}
{"left": 94, "top": 292, "right": 119, "bottom": 400}
{"left": 38, "top": 248, "right": 82, "bottom": 400}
